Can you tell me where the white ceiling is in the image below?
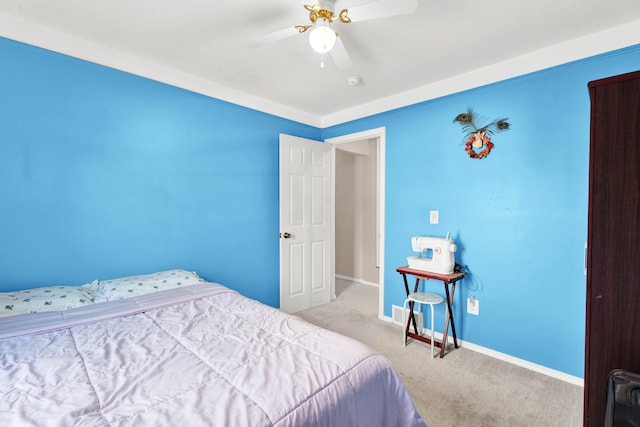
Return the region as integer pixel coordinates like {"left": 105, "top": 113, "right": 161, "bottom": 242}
{"left": 1, "top": 0, "right": 640, "bottom": 127}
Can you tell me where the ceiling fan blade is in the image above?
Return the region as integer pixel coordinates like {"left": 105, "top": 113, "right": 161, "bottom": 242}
{"left": 346, "top": 0, "right": 419, "bottom": 22}
{"left": 330, "top": 37, "right": 353, "bottom": 70}
{"left": 249, "top": 27, "right": 300, "bottom": 47}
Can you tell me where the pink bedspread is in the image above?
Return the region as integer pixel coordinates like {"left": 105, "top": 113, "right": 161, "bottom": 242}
{"left": 0, "top": 283, "right": 426, "bottom": 426}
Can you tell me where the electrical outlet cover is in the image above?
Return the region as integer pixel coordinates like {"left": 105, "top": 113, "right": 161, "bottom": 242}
{"left": 467, "top": 297, "right": 479, "bottom": 315}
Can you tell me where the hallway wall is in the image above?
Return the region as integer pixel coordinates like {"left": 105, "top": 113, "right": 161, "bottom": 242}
{"left": 335, "top": 139, "right": 378, "bottom": 284}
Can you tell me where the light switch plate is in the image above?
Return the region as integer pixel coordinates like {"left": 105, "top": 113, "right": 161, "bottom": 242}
{"left": 429, "top": 210, "right": 439, "bottom": 224}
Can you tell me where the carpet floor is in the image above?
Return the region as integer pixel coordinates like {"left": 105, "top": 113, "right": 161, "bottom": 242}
{"left": 297, "top": 279, "right": 583, "bottom": 427}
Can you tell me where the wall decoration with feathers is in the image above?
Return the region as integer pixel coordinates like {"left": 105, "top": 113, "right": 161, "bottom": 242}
{"left": 453, "top": 109, "right": 510, "bottom": 159}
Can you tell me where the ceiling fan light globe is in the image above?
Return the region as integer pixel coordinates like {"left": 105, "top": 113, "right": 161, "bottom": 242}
{"left": 309, "top": 21, "right": 337, "bottom": 53}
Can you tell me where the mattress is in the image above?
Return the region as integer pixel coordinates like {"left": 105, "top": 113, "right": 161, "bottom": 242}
{"left": 0, "top": 282, "right": 426, "bottom": 426}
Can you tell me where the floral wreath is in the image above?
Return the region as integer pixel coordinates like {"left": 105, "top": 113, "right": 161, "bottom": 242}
{"left": 464, "top": 132, "right": 494, "bottom": 159}
{"left": 454, "top": 109, "right": 510, "bottom": 159}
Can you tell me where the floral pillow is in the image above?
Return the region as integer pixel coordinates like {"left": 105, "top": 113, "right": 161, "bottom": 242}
{"left": 0, "top": 270, "right": 207, "bottom": 317}
{"left": 0, "top": 285, "right": 96, "bottom": 318}
{"left": 86, "top": 269, "right": 206, "bottom": 301}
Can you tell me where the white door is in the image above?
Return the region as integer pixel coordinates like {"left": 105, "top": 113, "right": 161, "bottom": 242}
{"left": 279, "top": 134, "right": 333, "bottom": 313}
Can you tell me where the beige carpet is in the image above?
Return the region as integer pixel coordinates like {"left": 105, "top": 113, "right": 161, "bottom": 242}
{"left": 297, "top": 279, "right": 583, "bottom": 427}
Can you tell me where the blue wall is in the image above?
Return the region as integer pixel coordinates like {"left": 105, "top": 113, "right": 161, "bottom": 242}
{"left": 0, "top": 37, "right": 320, "bottom": 307}
{"left": 322, "top": 44, "right": 640, "bottom": 377}
{"left": 2, "top": 34, "right": 640, "bottom": 378}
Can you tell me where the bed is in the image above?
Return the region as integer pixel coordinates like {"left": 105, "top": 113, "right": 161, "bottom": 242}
{"left": 0, "top": 270, "right": 426, "bottom": 426}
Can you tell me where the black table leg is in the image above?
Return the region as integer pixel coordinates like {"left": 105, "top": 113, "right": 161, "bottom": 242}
{"left": 443, "top": 282, "right": 459, "bottom": 349}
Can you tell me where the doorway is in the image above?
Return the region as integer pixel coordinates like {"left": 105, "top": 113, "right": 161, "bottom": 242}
{"left": 327, "top": 127, "right": 385, "bottom": 320}
{"left": 335, "top": 140, "right": 379, "bottom": 285}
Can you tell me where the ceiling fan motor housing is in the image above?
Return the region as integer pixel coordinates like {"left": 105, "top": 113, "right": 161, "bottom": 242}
{"left": 304, "top": 4, "right": 351, "bottom": 26}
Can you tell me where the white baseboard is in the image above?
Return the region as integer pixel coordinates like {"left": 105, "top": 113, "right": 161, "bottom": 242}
{"left": 381, "top": 314, "right": 584, "bottom": 387}
{"left": 459, "top": 339, "right": 584, "bottom": 387}
{"left": 335, "top": 274, "right": 379, "bottom": 288}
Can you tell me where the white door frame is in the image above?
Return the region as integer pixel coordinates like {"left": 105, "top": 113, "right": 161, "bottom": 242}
{"left": 325, "top": 127, "right": 386, "bottom": 320}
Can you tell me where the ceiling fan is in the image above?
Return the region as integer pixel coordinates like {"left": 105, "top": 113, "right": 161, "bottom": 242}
{"left": 251, "top": 0, "right": 420, "bottom": 70}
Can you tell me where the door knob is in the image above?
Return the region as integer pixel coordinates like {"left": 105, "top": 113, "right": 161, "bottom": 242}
{"left": 280, "top": 232, "right": 292, "bottom": 239}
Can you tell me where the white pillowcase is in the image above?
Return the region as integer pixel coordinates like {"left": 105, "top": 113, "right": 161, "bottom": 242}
{"left": 87, "top": 269, "right": 206, "bottom": 301}
{"left": 0, "top": 284, "right": 96, "bottom": 318}
{"left": 0, "top": 270, "right": 206, "bottom": 318}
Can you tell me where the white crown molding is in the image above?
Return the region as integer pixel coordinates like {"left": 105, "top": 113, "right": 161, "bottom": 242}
{"left": 0, "top": 12, "right": 322, "bottom": 128}
{"left": 1, "top": 12, "right": 639, "bottom": 129}
{"left": 321, "top": 20, "right": 640, "bottom": 127}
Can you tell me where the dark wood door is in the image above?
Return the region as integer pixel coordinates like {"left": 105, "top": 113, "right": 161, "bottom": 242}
{"left": 585, "top": 70, "right": 640, "bottom": 426}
